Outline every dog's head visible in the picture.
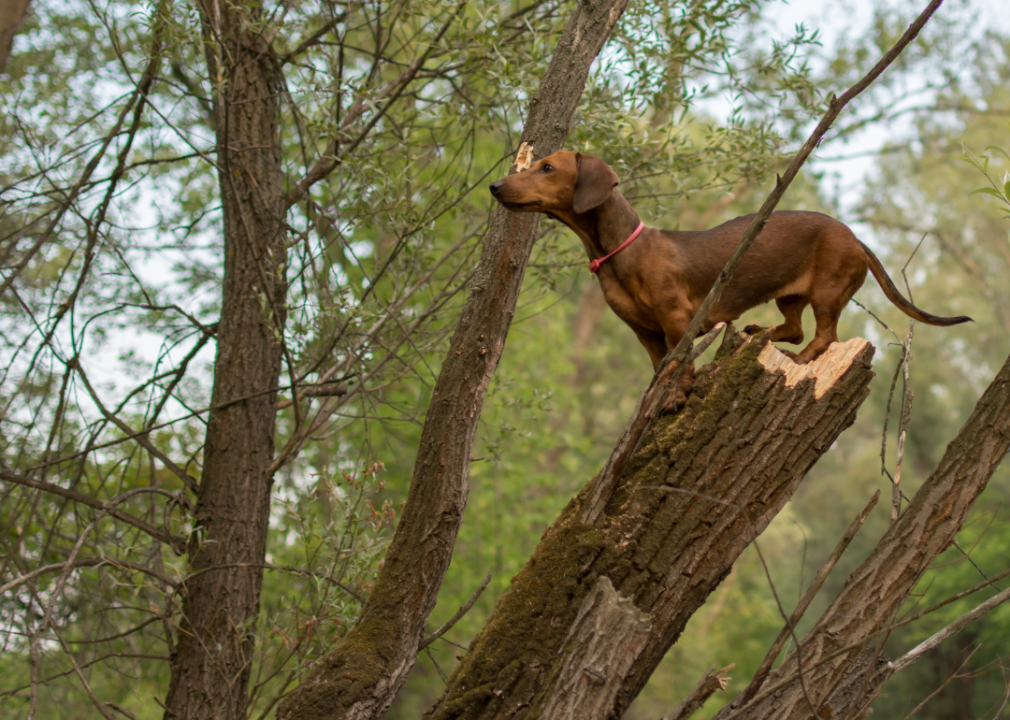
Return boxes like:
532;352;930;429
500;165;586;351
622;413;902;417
488;150;618;215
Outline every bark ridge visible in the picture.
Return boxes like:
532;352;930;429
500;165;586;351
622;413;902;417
424;332;875;720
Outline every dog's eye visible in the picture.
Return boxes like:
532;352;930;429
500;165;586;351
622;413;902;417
541;163;553;173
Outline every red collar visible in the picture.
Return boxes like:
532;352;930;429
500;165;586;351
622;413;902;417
589;221;645;274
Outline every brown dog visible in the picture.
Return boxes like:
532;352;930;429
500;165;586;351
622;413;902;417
489;150;971;409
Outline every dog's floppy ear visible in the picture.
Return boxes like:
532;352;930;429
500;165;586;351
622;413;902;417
573;153;618;214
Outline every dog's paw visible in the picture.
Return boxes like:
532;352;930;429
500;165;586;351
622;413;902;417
779;349;799;361
661;387;689;415
742;324;765;336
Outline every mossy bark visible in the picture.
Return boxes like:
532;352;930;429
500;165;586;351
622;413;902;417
276;2;630;719
715;343;1010;720
422;333;875;720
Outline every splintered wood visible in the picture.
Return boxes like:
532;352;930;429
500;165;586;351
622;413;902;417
512;142;534;172
758;337;871;399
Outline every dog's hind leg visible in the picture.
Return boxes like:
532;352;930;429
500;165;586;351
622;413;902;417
769;295;808;345
792;280;861;364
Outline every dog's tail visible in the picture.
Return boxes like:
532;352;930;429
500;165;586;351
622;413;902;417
860;241;973;326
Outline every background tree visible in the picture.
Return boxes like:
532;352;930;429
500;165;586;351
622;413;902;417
3;0;1010;719
0;0;820;717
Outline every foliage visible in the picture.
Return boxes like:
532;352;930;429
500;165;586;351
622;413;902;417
1;0;1009;717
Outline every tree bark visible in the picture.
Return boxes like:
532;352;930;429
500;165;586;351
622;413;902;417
422;332;875;720
163;2;287;717
0;0;30;71
715;343;1010;720
276;2;629;719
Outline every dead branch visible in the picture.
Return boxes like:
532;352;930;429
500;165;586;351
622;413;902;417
663;664;735;720
739;492;880;705
419;571;492;650
890;582;1010;675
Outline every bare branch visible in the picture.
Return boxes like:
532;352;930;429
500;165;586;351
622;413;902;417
71;358;199;493
0;556;178;596
890;583;1010;674
891;324;914;522
419;571;492;650
663;664;735;720
281;14;345;63
739;491;880;704
0;470;185;550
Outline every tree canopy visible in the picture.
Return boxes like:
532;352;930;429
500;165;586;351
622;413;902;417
2;0;1009;718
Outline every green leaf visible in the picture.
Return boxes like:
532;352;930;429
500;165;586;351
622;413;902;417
969;187;1003;198
1005;180;1010;200
985;145;1010;165
983;155;990;173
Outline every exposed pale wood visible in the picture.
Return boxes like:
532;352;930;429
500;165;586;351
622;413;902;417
513;142;535;172
539;577;652;720
758;338;871;399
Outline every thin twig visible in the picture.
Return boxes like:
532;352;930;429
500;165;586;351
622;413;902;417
892;324;914;522
663;664;735;720
738;492;880;704
889;584;1010;674
281;14;346;63
419;571;492;650
0;470;185;549
0;555;178;596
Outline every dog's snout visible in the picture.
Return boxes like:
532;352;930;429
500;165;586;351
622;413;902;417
489;180;504;195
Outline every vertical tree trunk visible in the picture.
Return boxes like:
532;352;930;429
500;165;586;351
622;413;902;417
164;2;287;716
0;0;30;71
276;2;629;719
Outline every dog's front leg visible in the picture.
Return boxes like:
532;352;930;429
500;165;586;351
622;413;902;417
659;310;694;414
658;358;694;414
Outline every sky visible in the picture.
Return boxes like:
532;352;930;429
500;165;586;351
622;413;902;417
764;0;1008;214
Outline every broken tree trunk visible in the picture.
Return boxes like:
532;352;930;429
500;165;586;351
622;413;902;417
422;331;875;720
714;342;1010;720
276;2;629;719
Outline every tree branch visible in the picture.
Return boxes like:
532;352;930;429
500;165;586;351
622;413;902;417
663;664;735;720
0;470;185;550
276;2;631;718
281;14;345;64
419;571;491;650
0;556;179;596
738;491;880;705
889;582;1010;674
